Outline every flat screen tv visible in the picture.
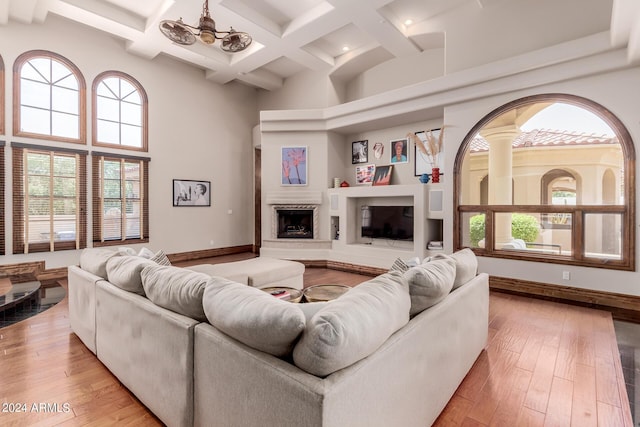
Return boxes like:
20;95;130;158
361;205;414;241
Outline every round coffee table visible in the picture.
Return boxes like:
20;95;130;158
303;284;350;302
0;281;42;314
261;286;303;303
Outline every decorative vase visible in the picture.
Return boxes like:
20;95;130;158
419;173;430;184
431;167;440;183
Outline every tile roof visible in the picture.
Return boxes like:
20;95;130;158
469;129;619;153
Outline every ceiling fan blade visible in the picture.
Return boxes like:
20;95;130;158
221;30;252;53
159;20;197;45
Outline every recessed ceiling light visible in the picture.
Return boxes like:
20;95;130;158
404;19;413;26
342;46;350;52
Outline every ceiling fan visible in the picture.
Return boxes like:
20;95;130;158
159;0;252;53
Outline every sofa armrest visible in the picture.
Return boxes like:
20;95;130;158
67;265;102;354
96;281;199;427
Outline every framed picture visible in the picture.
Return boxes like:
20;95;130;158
281;146;307;186
414;128;443;176
352;140;368;164
390;138;409;164
372;165;393;186
355;164;375;185
173;179;211;206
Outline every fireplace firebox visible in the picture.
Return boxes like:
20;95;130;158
277;209;314;239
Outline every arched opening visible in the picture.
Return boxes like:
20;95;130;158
454;93;635;270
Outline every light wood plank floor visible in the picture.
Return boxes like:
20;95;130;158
0;256;633;426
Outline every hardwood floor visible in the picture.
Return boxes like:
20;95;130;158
0;256;633;426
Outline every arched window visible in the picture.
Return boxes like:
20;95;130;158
455;94;635;270
92;71;148;151
13;50;86;143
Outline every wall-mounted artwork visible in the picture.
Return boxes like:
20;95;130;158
390;138;409;164
281;146;307;186
355;164;375;185
373;142;384;159
352;140;368;164
412;128;443;176
372;165;393;186
173;179;211;206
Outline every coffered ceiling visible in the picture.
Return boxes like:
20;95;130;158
1;0;637;91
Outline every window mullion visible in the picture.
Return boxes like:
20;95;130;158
75;153;80;250
140;161;145;240
23;150;29;254
573;210;584;261
100;157;105;243
120;158;126;241
49;153;55;252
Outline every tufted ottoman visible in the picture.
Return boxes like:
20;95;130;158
186;257;305;290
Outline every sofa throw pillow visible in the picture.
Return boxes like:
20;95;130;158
151;250;171;266
202;278;305;357
79;248;121;280
106;256;157;295
293;271;410;377
141;265;211;321
389;257;409;273
432;248;478;290
403;256;456;316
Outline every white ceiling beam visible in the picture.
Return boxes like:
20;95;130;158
610;0;638;47
233;68;283;91
628;19;640;64
218;0;282;37
58;0;145;30
9;0;39;24
610;0;640;63
47;0;143;40
352;10;419;57
0;0;9;25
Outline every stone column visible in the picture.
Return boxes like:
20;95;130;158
480;125;520;247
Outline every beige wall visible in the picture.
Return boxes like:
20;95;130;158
0;15;259;268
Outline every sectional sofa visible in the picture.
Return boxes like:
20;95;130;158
68;248;489;427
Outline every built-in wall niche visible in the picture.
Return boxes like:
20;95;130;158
354;196;414;249
331;216;340;240
426;219;444;251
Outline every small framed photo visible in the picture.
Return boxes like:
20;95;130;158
372;165;393;186
390;138;409;164
355;164;375;185
281;146;307;186
173;179;211;206
352;140;368;164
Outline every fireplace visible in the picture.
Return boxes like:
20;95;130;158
277;209;314;239
272;205;318;240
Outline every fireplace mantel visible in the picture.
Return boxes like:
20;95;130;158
266;191;322;205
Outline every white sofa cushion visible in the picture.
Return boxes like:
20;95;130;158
202;278;305;357
106;255;156;295
404;256;456;316
141;265;211;321
79;248;121;279
137;247;155;259
293;271;410;377
433;248;478;290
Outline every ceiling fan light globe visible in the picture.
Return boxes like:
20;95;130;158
200;30;216;44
